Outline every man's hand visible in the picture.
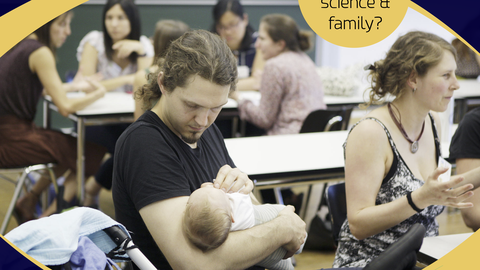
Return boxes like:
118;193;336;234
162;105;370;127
277;205;307;259
214;164;254;194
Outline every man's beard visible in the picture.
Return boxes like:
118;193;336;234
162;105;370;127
181;132;200;144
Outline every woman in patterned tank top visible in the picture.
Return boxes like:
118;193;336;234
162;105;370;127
332;31;480;268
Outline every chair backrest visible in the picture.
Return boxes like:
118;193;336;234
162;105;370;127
363;223;426;270
300;106;354;133
325;182;347;245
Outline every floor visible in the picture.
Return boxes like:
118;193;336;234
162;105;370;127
0;171;473;269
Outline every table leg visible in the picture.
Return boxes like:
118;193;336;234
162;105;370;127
43;98;51;129
232;116;238;138
273;187;285;205
77;118;85;204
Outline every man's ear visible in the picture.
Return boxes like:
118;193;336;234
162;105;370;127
157;71;166;95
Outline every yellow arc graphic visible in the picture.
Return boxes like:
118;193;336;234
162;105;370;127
0;0;87;58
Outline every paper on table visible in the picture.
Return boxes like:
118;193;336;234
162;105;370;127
437;156;452;182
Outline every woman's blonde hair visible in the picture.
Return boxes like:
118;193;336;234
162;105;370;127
364;31;456;107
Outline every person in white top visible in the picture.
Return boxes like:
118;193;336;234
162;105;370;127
76;0;153;208
183;182;306;270
76;0;154;93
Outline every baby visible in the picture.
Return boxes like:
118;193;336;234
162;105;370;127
183;182;305;270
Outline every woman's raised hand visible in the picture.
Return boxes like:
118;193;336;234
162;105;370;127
414;167;475;210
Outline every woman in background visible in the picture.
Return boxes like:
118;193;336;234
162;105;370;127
76;0;153;92
133;19;190;120
212;0;264;91
231;13;325;135
0;11;107;222
77;0;154;207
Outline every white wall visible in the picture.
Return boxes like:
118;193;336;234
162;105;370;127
317;8;456;69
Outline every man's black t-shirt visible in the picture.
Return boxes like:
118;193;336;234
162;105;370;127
113;110;235;269
450;107;480;161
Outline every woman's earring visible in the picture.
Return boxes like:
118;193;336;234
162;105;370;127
412;87;416;93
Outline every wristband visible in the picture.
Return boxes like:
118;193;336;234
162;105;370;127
406;191;424;213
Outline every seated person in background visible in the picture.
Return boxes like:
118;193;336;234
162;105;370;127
113;29;306;270
133;19;190;120
77;0;154;207
212;0;264;91
0;11;107;222
333;31;480;268
449;107;480;231
184;182;306;270
451;38;480;79
230;13;326;135
77;0;153;92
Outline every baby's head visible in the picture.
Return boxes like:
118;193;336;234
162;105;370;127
183;182;234;252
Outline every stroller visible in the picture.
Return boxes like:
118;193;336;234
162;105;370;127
2;207;156;270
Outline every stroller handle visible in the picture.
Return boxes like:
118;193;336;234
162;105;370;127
104;225;129;246
103;225;158;270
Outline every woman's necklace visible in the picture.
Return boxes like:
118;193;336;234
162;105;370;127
387;102;425;154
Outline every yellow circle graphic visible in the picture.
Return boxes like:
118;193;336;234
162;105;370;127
299;0;409;48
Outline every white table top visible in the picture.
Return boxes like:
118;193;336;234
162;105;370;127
419;232;473;264
225;90;370;108
225;131;348;178
64;92;135;116
65;79;480;114
225;131;451;179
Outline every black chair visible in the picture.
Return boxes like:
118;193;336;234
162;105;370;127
325;182;347;245
300;106;354;133
321;223;426;270
363;223;426;270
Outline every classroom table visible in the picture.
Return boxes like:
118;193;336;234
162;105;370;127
225;131;349;219
224;131;348;185
417;232;473;265
44;92;135;202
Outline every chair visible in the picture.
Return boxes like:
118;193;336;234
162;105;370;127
325;182;347;245
300;106;354;133
363;223;426;270
0;163;58;234
322;223;426;270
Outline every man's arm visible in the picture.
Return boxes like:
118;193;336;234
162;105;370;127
458;158;480;231
140;196;305;270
